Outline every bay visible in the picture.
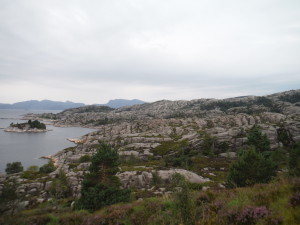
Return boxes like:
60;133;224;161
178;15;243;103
0;109;94;172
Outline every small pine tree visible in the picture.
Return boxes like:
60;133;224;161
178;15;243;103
247;125;270;152
75;143;131;211
171;173;195;225
227;147;277;187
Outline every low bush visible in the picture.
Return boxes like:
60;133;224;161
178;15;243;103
39;161;56;174
20;166;40;179
151;139;189;156
79;154;91;163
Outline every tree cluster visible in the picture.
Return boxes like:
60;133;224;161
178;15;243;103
5;162;23;174
28;120;46;129
10;120;46;130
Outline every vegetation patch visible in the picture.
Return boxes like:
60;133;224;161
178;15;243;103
9;120;46;130
279;92;300;103
2;177;300;225
151;139;189;156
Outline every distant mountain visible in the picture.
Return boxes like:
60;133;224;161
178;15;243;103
102;99;145;108
0;100;85;110
0;99;146;110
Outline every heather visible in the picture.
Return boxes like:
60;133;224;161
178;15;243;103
1;177;300;225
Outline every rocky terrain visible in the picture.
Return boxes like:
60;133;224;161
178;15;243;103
27;89;300;126
1;89;300;207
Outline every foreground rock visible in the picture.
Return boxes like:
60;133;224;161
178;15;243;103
117;169;210;189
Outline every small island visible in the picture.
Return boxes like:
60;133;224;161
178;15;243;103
4;120;48;133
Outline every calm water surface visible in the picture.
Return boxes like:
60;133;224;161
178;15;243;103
0;109;94;172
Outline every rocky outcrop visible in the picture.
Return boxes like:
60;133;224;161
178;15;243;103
116;169;210;189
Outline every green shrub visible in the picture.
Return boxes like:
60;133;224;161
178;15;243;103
5;162;23;174
75;143;131;211
227;147;277;187
79;154;91;163
151;139;189;156
39;160;56;174
20;165;40;179
187;182;205;190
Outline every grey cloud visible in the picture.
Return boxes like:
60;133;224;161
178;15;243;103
0;0;299;103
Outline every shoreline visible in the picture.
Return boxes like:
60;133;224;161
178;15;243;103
40;155;59;167
4;127;50;133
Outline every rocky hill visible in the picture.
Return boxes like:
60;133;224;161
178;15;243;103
30;89;300;127
1;89;300;215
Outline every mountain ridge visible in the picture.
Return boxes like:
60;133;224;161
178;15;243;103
0;100;85;110
0;99;145;110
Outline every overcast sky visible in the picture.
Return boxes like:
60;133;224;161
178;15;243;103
0;0;300;104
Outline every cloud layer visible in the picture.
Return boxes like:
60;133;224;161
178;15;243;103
0;0;300;104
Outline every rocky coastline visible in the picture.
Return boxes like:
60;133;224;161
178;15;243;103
4;127;49;133
0;89;299;211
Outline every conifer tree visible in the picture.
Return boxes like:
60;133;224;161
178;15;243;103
227;147;277;187
247;125;270;152
75;143;131;211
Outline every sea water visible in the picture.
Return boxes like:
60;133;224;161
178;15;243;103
0;109;94;172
